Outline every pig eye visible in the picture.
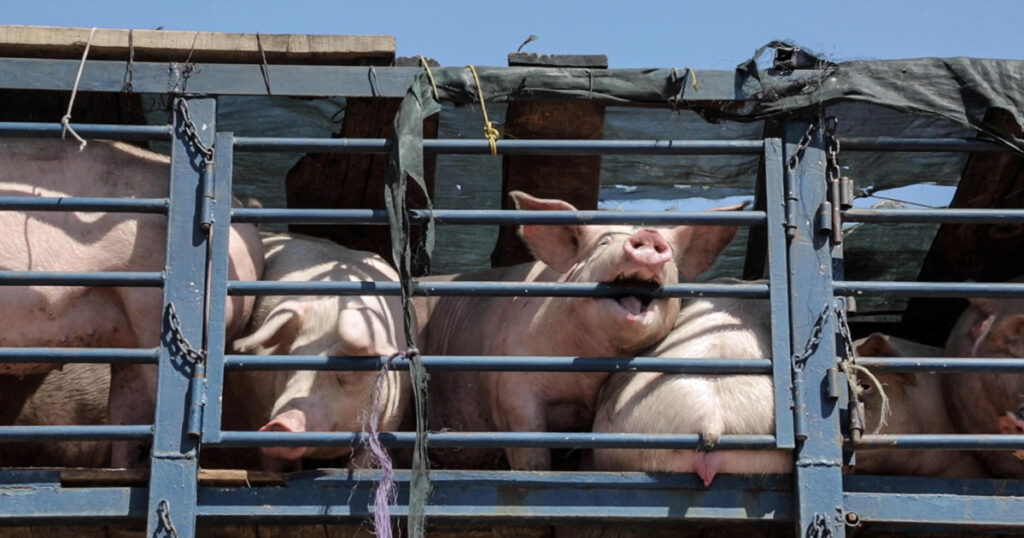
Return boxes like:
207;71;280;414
597;236;612;246
858;382;874;396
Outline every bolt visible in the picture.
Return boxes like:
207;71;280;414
844;511;861;526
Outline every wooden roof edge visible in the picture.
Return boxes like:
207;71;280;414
0;25;396;65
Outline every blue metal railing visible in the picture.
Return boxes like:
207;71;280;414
0;69;1023;537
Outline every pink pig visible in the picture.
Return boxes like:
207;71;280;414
416;191;740;470
944;293;1024;477
591;291;789;486
0;138;264;468
225;233;409;470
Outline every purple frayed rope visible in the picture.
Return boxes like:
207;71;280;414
362;349;406;538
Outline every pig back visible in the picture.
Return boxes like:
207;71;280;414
592;290;789;477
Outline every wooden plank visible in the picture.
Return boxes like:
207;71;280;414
285;97;438;275
56;467;286;487
490;55;606;268
0;25;395;65
508;52;608;68
898;109;1024;345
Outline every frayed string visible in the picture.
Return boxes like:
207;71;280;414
362;350;404;538
845;363;891;434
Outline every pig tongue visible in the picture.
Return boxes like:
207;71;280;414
617;296;644;315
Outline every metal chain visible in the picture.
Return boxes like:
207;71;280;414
166;302;207;364
174;98;215;165
834;302;856;361
824;116;841;183
155;499;180;538
787;119;819;171
792;303;831;370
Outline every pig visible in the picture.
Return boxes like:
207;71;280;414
943;295;1024;477
224;232;410;470
849;333;987;478
415;191;740;470
0;138;264;467
590;291;790;486
0;363;111;467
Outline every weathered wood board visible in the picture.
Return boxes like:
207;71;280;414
0;26;395;65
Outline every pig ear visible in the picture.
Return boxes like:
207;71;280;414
510;190;590;273
855;333;899;358
334;307;399;357
669;203;743;281
232;301;309;353
853;334;917;386
986;314;1024;357
665;220;737;283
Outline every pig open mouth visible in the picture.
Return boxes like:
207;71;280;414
606;270;662;321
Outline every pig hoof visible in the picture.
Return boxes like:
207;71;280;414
999;412;1024;460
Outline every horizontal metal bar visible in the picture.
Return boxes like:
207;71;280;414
855;434;1024;450
233;136;764;155
0;196;168;213
0;270;164;287
844;489;1024;529
225;355;772;374
227;280;771;299
0;472;793;523
0;425;152;442
197;471;793;523
844;208;1024;224
0;121;172;140
853;357;1024;373
215;431;778;450
0;58;822;101
232;207;765;226
835;281;1024;298
840;136;1018;152
0;347;159;364
0;483;142;523
2;472;1022;527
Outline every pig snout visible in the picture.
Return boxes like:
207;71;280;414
623;230;672;276
258;408;309;460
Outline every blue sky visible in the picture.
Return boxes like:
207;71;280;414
6;0;1022;68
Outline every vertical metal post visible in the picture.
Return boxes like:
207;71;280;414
765;138;795;450
202;131;235;443
146;97;216;538
784;120;846;538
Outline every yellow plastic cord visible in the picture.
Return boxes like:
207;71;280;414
418;55;440;101
687;67;700;92
468;65;500;156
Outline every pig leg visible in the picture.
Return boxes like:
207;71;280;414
495;395;551;470
997;411;1024;460
109;289;161;468
108;363;158;467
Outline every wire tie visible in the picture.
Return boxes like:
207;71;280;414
256;32;274;96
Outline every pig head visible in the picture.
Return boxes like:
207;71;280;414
226;233;410;470
418;191;740;471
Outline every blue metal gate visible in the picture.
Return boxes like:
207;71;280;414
0;52;1023;538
